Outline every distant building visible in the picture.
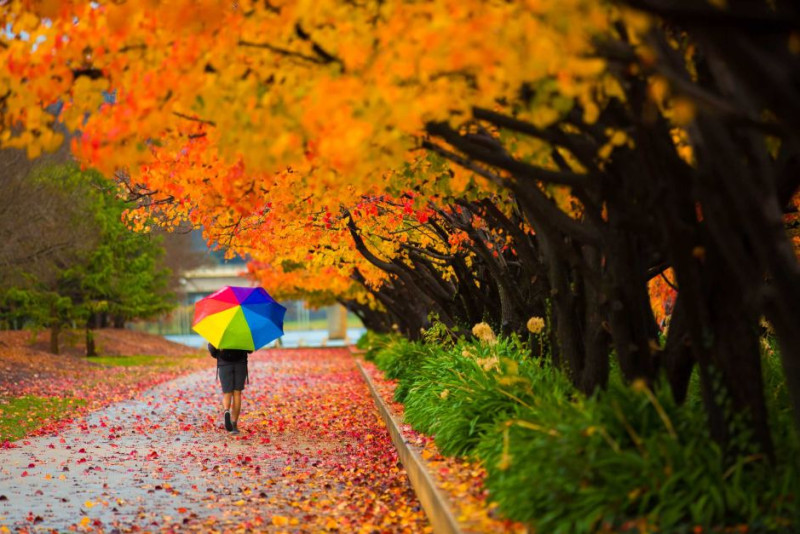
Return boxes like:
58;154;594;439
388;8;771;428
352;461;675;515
177;231;251;303
176;230;355;341
180;265;254;304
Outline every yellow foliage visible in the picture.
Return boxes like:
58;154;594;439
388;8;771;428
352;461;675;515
0;0;639;299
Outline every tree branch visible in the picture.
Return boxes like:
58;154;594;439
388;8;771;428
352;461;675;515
343;210;402;274
426;121;591;189
472;106;598;170
623;0;800;31
72;68;104;80
421;139;506;188
424;125;601;245
172;111;217;127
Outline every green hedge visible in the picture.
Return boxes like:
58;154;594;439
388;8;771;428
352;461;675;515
363;330;800;533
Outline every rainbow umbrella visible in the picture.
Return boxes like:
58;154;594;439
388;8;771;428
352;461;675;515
192;286;286;350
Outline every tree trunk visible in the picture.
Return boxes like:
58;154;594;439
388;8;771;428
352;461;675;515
662;295;696;404
580;246;611;392
86;326;97;357
49;322;60;355
539;230;588;388
679;250;776;458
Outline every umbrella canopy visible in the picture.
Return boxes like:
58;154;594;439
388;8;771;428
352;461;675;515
192;286;286;350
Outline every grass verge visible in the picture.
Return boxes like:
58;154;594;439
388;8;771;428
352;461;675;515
0;395;87;442
89;354;182;367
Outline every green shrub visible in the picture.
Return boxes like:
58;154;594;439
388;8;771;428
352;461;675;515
364;325;800;531
355;330;373;350
403;336;572;456
476;365;800;532
372;336;436;402
357;331;398;361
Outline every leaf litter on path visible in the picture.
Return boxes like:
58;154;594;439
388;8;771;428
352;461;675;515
0;348;430;533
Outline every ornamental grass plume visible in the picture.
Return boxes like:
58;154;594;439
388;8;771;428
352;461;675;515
526;316;545;334
472;322;497;344
760;317;774;335
476;356;500;372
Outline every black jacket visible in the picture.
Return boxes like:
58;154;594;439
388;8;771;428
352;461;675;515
208;343;250;366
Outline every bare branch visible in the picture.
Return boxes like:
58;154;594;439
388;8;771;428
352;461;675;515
426;121;591;189
172;111;217;127
239;39;335;65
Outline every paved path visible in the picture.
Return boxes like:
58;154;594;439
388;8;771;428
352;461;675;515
0;349;428;533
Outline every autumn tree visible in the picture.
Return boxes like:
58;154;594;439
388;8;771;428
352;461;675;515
2;0;799;455
412;1;800;454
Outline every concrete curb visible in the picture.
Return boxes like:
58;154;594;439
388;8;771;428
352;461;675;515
354;358;464;534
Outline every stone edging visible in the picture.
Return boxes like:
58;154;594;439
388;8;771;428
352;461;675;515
354;357;464;534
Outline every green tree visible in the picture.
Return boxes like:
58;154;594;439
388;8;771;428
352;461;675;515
0;164;175;355
61;168;175;356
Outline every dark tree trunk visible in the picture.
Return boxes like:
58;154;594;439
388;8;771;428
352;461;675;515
439;203;526;334
580;245;611;392
49;322;60;355
85;326;97;357
662;295;696;404
707;275;772;458
350;269;429;339
621;0;800;449
341;299;392;334
538;229;588;388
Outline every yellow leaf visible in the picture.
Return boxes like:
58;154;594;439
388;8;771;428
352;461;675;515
13;12;41;34
671;97;696;126
271;515;289;526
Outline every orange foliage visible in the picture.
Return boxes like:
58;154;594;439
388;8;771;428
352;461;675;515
0;2;653;301
648;268;677;330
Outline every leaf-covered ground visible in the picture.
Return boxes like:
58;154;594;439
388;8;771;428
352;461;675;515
0;343;429;532
0;329;207;442
358;358;527;534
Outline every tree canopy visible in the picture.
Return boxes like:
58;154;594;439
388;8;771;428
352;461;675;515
2;0;800;454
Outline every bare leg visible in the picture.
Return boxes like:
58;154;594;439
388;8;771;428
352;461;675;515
231;390;242;423
223;392;232;412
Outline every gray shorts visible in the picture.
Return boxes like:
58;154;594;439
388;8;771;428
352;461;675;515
218;362;248;393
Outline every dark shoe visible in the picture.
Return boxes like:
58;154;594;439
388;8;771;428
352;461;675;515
230;421;240;435
224;411;233;432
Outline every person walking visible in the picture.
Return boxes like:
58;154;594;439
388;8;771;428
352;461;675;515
208;343;251;435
